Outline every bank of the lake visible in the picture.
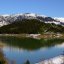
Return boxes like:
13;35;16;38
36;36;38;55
36;55;64;64
0;33;63;39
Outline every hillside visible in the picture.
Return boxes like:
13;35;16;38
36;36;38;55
0;13;64;27
0;19;64;34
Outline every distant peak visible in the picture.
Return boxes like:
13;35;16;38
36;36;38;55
23;13;37;17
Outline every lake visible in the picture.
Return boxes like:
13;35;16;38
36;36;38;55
0;36;64;64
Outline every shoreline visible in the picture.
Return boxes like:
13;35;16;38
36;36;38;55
36;55;64;64
0;33;63;39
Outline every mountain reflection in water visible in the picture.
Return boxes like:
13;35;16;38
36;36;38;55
0;36;64;50
0;36;64;64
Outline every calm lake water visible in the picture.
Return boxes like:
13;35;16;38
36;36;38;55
0;36;64;64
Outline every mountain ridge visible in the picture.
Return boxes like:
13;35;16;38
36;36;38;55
0;13;64;34
0;13;64;27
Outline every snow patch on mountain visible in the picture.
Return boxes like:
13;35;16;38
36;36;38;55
55;17;64;22
2;14;10;17
0;13;63;27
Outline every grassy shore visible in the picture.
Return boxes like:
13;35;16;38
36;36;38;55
0;33;63;39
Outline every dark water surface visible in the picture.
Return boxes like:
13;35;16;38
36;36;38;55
0;36;64;64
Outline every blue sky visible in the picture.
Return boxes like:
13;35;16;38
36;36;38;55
0;0;64;17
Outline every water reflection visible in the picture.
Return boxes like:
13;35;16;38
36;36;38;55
0;36;64;64
2;45;64;64
0;36;64;50
55;43;64;48
25;60;30;64
0;36;43;50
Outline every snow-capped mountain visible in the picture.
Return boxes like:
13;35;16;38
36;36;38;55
54;18;64;25
0;13;64;27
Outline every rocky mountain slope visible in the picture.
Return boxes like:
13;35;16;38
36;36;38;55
0;13;64;27
0;13;64;34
